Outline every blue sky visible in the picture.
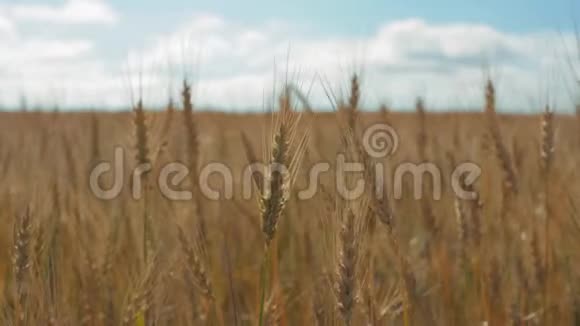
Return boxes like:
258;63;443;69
0;0;578;111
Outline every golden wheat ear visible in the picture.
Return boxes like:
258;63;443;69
345;73;360;133
484;79;518;195
133;99;150;167
540;106;554;174
260;91;310;246
181;79;199;180
121;252;160;326
176;225;213;301
285;85;314;183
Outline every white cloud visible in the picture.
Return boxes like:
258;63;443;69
0;13;15;36
0;14;577;111
0;40;93;66
129;15;576;111
0;29;113;108
8;0;118;25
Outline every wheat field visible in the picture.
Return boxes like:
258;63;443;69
1;77;580;325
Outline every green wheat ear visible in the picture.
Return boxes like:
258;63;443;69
135;312;146;326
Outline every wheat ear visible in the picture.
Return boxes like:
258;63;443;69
133;99;154;265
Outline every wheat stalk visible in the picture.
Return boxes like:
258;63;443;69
133;99;154;265
181;79;210;256
540;105;555;324
335;208;358;326
12;208;32;326
258;90;310;326
415;98;438;238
